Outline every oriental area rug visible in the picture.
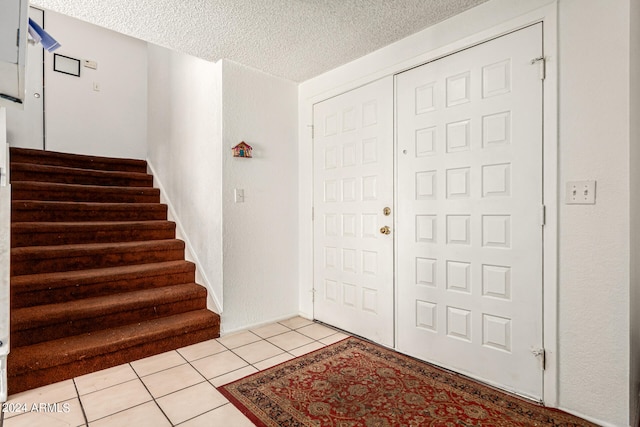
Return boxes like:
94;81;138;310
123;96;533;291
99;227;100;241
219;337;597;427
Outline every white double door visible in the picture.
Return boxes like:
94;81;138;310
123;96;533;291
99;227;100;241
313;23;544;400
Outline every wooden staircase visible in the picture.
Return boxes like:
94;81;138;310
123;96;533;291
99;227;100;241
7;147;220;395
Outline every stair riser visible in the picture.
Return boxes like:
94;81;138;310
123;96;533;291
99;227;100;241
11;269;196;309
7;325;218;395
12;295;208;347
10;147;147;173
11;224;176;247
12;203;167;222
11;167;153;187
11;246;185;276
12;186;160;204
10;147;149;173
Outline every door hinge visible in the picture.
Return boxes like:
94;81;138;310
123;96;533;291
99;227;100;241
540;204;546;227
530;56;546;80
309;124;314;139
311;288;317;302
532;348;546;370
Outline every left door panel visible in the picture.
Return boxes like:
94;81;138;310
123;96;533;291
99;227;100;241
313;76;394;347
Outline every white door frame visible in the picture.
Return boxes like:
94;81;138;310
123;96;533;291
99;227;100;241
300;2;558;406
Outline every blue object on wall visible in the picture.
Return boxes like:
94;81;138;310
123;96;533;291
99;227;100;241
28;18;60;52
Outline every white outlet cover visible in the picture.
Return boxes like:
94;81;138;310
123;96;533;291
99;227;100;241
566;180;596;204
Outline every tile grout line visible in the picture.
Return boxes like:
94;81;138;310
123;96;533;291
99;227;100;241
128;361;175;427
225;321;338;367
145;349;230;425
72;378;89;427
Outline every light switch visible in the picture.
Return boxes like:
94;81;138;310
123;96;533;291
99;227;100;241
234;189;244;203
566;180;596;204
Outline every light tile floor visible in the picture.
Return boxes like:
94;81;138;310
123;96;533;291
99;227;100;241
0;317;349;427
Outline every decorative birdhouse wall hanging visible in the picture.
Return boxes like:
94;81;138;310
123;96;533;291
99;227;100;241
232;141;253;158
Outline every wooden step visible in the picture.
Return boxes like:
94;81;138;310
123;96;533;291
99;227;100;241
11;261;197;309
12;200;167;222
7;310;220;395
11;162;153;187
9;147;149;173
11;181;160;204
11;220;176;247
11;284;208;347
11;239;185;276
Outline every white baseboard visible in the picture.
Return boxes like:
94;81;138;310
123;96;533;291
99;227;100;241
559;406;625;427
220;312;303;336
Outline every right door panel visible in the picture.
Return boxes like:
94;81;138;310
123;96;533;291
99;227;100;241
396;23;544;400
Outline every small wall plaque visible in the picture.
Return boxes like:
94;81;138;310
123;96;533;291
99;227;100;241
232;141;253;158
53;54;81;77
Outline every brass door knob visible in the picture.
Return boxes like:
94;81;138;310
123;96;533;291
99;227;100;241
380;226;391;235
383;207;391;216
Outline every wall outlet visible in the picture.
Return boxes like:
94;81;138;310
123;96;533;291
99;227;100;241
566;180;596;204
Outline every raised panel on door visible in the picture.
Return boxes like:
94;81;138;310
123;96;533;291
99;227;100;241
313;76;394;347
396;24;544;400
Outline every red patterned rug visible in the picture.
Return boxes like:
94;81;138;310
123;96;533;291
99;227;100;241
219;337;597;427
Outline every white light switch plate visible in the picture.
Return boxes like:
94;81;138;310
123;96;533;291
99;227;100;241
566;180;596;204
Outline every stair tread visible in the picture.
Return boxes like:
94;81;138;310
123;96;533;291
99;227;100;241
11;260;195;288
12;239;184;257
11;162;152;181
9;147;148;173
10;261;197;309
11;239;186;276
12;200;168;223
12;181;159;195
11;283;206;330
11;180;157;191
13;200;166;209
12;220;175;231
8;310;220;374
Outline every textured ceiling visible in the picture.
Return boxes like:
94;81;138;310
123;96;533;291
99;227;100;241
31;0;488;82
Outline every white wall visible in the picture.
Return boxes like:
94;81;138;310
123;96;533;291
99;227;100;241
221;60;299;333
298;0;633;425
146;53;299;333
629;0;640;423
44;10;147;159
146;45;223;312
557;1;630;424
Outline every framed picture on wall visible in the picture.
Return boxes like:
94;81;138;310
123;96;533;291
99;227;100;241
53;54;80;77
